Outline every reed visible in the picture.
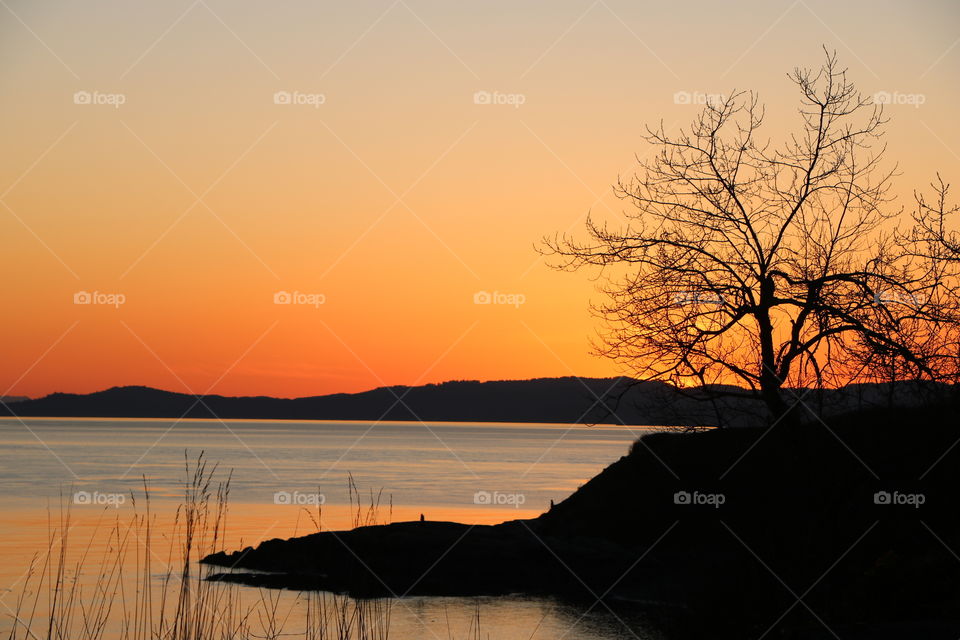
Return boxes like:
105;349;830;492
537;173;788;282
4;453;505;640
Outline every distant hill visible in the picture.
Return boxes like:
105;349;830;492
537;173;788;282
0;396;29;404
2;377;950;427
5;378;658;425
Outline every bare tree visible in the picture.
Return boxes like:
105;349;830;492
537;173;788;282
543;50;951;424
909;176;960;261
890;177;960;385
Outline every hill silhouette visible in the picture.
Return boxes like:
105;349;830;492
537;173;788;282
3;377;948;427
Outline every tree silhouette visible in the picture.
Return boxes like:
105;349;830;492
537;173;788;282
543;50;956;423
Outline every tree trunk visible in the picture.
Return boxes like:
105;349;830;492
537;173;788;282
757;274;795;426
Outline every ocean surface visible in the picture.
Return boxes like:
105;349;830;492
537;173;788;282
0;418;667;639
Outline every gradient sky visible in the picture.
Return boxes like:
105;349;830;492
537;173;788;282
1;0;958;398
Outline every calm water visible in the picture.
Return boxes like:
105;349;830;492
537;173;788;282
0;418;664;639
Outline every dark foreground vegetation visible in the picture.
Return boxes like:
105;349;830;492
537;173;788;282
205;401;960;639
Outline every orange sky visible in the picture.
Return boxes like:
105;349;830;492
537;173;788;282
2;0;958;399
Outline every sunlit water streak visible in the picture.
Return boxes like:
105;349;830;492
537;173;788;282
0;418;664;639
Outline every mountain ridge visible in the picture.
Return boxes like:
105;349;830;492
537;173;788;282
3;377;947;427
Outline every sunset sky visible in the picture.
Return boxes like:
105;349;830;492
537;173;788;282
2;0;958;399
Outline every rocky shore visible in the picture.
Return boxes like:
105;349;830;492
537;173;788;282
204;404;960;638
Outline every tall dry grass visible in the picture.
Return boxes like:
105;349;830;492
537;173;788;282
4;453;521;640
4;453;400;640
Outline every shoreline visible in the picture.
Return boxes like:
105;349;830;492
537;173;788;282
203;403;960;638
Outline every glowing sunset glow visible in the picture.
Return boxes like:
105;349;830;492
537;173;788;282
3;5;960;639
2;0;958;398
